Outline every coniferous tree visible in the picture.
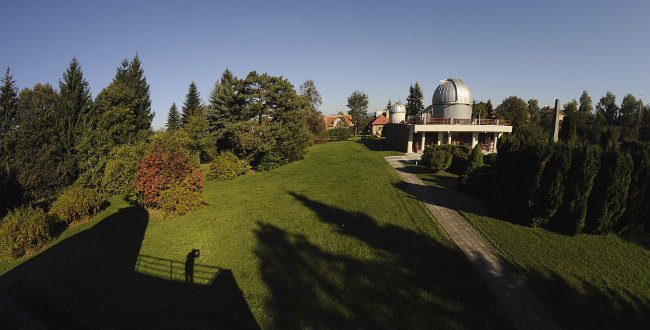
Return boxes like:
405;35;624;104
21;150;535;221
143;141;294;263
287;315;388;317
0;68;19;171
14;84;67;200
56;58;92;184
166;103;181;130
208;69;239;132
76;80;137;188
182;82;202;124
586;149;633;234
118;54;153;132
406;82;424;117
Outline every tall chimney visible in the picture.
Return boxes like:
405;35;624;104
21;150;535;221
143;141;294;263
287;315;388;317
551;99;560;143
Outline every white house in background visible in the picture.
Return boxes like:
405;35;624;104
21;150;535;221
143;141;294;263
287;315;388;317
384;78;513;153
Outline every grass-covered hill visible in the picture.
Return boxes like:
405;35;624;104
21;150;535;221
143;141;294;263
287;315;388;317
0;141;511;329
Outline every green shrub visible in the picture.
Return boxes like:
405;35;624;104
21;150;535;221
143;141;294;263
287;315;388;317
459;166;496;198
207;151;250;180
328;127;352;141
257;152;284;171
483;153;498;167
50;185;104;224
617;141;650;234
436;145;470;174
586;149;633;234
555;145;600;235
466;144;484;173
0;206;53;260
158;179;206;215
532;144;573;227
101;143;146;195
421;146;453;173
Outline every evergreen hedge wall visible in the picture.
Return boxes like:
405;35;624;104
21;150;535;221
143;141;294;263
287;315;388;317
489;137;650;236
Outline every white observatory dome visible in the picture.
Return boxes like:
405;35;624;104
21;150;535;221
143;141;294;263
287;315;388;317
390;102;406;124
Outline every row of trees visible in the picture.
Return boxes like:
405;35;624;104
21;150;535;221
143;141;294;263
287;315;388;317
1;57;327;218
492;137;648;235
164;71;327;167
490;91;650;144
0;56;153;214
453;90;650;236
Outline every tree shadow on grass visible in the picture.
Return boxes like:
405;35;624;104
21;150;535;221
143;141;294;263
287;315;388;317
516;266;650;329
254;192;514;329
357;138;387;151
392;174;493;218
390;172;650;328
0;206;258;329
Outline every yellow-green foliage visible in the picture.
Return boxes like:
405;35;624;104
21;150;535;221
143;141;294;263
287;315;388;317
207;151;249;181
0;205;53;260
158;179;206;215
102;143;145;195
50;186;104;224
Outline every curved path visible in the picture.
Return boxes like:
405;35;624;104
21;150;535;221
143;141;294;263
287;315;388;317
385;155;559;330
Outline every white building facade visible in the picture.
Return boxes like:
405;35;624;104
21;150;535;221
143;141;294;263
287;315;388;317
384;78;512;153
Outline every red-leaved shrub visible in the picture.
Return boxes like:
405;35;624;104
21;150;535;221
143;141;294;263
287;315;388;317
134;144;203;207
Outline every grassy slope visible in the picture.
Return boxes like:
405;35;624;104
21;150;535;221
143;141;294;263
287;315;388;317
417;170;650;329
0;141;511;329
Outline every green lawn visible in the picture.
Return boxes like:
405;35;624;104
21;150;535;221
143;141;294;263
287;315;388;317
0;140;511;329
417;170;650;329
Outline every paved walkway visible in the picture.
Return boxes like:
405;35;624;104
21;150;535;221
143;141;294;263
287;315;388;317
385;155;559;330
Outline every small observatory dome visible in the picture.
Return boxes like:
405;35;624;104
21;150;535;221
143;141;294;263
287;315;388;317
431;78;473;119
390;102;406;124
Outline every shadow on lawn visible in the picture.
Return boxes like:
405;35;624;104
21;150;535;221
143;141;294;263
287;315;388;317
357;138;387;151
392;171;650;328
0;206;258;329
517;266;650;329
392;170;492;217
253;192;513;329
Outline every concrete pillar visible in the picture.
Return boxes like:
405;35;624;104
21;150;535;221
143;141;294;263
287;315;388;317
406;126;414;153
437;131;443;145
447;132;452;145
421;133;426;151
471;132;478;148
494;132;499;153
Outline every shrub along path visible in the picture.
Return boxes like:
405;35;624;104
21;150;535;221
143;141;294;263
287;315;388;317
385;155;558;330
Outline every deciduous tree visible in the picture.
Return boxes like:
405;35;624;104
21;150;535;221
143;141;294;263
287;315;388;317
346;90;368;136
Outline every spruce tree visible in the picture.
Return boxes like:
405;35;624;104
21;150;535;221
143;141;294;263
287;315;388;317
166;103;181;130
56;58;92;184
208;69;238;132
114;54;153;132
0;68;19;171
406;82;424;117
182;82;202;125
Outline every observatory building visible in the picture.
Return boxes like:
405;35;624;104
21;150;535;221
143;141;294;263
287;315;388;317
383;78;512;153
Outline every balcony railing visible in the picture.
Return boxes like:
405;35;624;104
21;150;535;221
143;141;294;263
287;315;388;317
408;117;511;126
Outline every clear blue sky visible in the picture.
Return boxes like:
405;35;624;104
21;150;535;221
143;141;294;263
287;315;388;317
2;0;649;128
